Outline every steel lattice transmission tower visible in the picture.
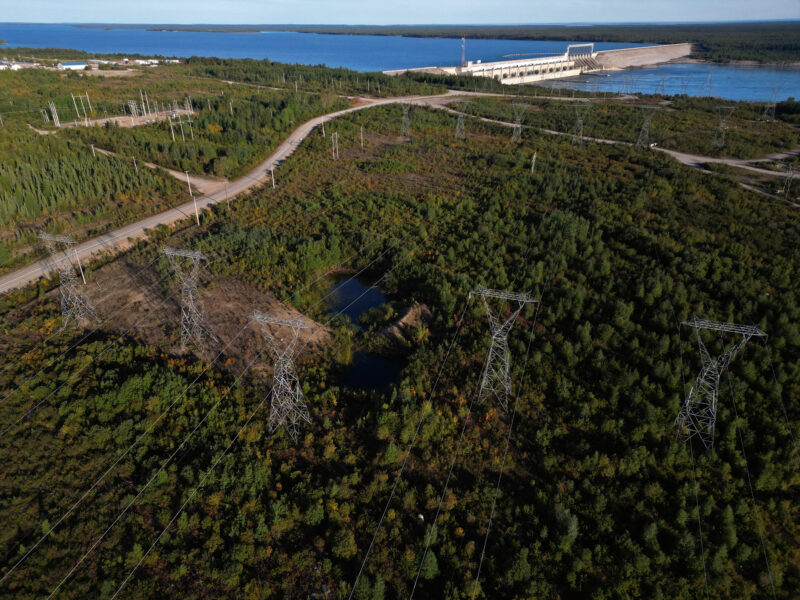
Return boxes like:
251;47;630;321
675;317;766;449
712;106;735;148
762;83;781;121
470;286;538;412
511;102;526;143
454;112;466;140
572;105;589;145
331;131;340;159
47;102;61;128
782;167;794;197
39;233;97;329
163;247;217;351
636;106;658;150
252;312;311;441
400;105;411;137
654;77;667;96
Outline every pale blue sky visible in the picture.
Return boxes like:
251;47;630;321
1;0;798;24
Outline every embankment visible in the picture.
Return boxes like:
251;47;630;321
595;43;695;69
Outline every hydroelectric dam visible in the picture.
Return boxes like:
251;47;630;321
384;42;694;85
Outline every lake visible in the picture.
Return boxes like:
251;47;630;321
1;24;798;101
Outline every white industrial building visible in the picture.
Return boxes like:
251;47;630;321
58;61;88;71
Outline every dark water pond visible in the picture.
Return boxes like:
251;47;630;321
344;351;402;390
327;277;387;326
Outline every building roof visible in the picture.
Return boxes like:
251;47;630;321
59;61;87;66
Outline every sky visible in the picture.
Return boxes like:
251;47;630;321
1;0;798;25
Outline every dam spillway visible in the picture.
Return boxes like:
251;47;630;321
383;42;694;85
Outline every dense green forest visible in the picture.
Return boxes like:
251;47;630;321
61;90;349;179
0;121;186;275
75;21;800;63
0;62;442;272
0;98;796;599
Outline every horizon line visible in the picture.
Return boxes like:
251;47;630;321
2;19;800;26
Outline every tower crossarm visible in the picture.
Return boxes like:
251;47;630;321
470;285;537;304
163;247;206;261
252;312;311;330
682;316;766;338
38;233;75;246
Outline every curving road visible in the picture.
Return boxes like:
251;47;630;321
3;89;794;295
0;93;448;295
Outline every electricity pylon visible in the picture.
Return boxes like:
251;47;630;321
654;77;666;96
511;102;526;143
47;102;61;128
401;105;411;137
782;167;794;197
675;317;766;449
572;105;589;145
331;131;340;159
701;71;714;97
636;106;658;150
455;112;466;140
128;100;139;118
679;77;690;96
762;83;781;121
39;233;97;329
252;312;311;441
163;247;217;352
712;106;735;148
470;286;538;412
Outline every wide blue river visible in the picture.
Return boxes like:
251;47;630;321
1;24;798;101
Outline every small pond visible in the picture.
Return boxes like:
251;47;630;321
344;351;402;390
327;277;387;327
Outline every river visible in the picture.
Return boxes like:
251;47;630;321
1;24;798;101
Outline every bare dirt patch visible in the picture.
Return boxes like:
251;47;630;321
89;262;332;376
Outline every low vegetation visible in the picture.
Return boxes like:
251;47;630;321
0;99;797;599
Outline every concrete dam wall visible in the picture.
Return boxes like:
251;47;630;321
594;43;695;70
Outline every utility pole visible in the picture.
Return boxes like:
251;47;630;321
168;116;175;141
712;106;735;149
271;168;276;189
133;157;138;173
187;119;195;141
185;171;200;225
39;233;97;329
401;105;411;137
360;125;364;149
636;106;658;150
676;317;766;448
140;90;147;116
530;151;537;174
163;247;217;352
331;132;340;160
178;115;186;143
252;312;312;441
85;92;93;113
321;121;326;138
469;285;538;412
71;93;80;118
91;144;96;158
